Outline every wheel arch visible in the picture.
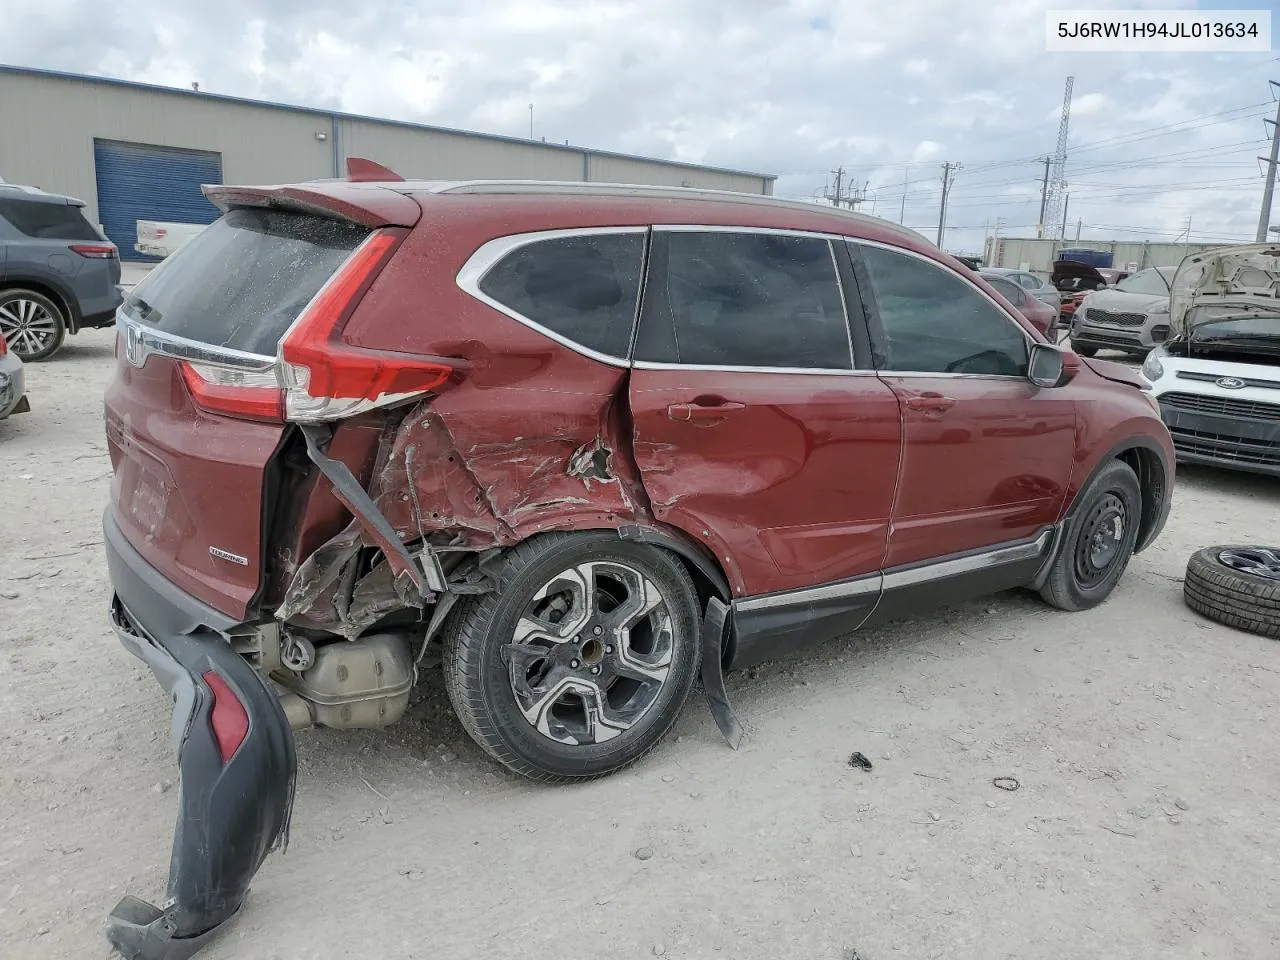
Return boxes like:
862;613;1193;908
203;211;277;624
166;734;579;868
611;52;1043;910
1064;435;1172;556
0;276;80;332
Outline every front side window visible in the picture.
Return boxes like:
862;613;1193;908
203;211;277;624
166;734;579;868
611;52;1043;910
636;231;851;369
857;243;1029;377
478;232;644;358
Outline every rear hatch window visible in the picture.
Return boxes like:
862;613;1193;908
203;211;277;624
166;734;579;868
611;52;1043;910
0;198;103;240
123;208;369;356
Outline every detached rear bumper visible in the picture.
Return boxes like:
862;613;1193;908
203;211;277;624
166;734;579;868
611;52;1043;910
103;511;296;960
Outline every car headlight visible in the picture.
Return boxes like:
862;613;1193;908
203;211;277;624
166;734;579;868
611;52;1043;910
1141;348;1165;382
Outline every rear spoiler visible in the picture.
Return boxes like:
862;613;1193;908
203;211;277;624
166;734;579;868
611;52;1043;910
202;182;420;228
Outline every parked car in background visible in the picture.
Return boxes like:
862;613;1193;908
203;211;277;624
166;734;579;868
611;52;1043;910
1069;266;1176;358
1058;265;1132;323
0;183;123;361
981;271;1058;336
0;329;29;420
1143;244;1280;476
102;166;1175;957
982;266;1061;310
135;219;207;259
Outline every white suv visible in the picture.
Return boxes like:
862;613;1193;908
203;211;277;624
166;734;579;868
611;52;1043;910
1142;244;1280;476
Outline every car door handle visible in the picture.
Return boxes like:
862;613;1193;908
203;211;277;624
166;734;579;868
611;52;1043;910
905;393;956;412
667;401;746;422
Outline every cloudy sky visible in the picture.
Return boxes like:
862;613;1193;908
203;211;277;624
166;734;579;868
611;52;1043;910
3;0;1278;253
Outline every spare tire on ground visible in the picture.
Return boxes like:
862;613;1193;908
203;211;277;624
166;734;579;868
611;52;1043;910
1183;546;1280;639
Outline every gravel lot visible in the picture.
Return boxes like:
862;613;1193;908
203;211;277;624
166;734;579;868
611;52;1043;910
3;327;1279;960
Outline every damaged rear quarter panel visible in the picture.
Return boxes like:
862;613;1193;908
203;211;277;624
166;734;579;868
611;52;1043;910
340;197;655;546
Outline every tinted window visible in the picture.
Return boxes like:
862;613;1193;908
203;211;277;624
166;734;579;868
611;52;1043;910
637;231;850;369
1115;268;1171;296
0;198;102;241
478;232;644;358
123;208;367;355
858;243;1029;377
985;275;1025;307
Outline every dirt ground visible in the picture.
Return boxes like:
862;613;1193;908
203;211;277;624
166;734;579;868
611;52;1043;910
2;327;1279;960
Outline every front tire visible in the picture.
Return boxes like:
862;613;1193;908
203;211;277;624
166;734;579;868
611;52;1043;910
0;289;67;361
443;533;701;782
1040;459;1141;612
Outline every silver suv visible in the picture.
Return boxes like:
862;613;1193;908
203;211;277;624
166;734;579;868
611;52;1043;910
0;184;123;361
1068;266;1175;358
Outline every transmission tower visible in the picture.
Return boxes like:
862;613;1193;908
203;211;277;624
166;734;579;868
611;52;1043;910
1044;76;1074;239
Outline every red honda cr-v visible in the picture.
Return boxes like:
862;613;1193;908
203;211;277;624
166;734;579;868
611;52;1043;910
101;161;1173;956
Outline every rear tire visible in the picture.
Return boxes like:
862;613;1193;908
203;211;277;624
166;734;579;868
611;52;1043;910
1183;547;1280;639
1039;459;1141;612
0;288;67;362
443;532;701;782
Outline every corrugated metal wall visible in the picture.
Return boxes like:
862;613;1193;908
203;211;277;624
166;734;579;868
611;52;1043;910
0;69;774;226
986;237;1238;272
0;72;332;225
341;119;583;181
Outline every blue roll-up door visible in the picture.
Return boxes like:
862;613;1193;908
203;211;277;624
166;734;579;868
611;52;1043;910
93;139;223;261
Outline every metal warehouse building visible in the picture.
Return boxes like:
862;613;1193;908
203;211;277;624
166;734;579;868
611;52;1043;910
985;236;1236;273
0;65;775;260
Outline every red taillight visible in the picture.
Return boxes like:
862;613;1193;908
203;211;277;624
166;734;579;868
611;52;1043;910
279;229;459;422
0;335;7;357
70;243;117;259
180;361;285;422
202;671;249;764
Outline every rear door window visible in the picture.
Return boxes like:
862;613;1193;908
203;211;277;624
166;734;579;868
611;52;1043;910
123;208;368;355
634;230;852;369
477;232;644;358
0;198;102;240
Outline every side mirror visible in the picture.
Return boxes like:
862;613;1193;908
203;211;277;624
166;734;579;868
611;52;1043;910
1028;343;1080;388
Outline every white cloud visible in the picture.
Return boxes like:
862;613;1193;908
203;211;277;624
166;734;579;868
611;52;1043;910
0;0;1270;253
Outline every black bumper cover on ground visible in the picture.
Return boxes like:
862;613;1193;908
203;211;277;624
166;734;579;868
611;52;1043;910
103;512;296;960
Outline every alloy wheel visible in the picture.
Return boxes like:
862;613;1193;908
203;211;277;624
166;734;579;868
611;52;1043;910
505;561;674;746
0;298;59;359
1217;547;1280;582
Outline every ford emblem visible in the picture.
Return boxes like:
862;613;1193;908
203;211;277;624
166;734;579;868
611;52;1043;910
1216;377;1246;390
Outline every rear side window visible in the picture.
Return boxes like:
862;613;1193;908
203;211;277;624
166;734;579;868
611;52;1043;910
0;198;102;241
123;208;367;355
477;232;644;358
857;243;1028;377
635;231;851;369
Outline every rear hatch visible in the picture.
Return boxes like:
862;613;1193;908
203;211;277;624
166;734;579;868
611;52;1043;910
104;187;424;620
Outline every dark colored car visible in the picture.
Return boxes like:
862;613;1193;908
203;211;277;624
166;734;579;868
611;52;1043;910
102;163;1174;958
981;271;1058;337
0;184;123;361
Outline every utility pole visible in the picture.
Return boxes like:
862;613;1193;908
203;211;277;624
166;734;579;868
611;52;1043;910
899;165;908;223
1075;218;1082;242
936;161;959;248
1037;157;1052;239
1059;192;1070;243
826;167;845;207
1256;82;1280;242
528;103;534;139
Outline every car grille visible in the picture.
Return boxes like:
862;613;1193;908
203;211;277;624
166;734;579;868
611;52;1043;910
1159;392;1280;422
1073;330;1142;348
1084;308;1146;327
1169;429;1280;468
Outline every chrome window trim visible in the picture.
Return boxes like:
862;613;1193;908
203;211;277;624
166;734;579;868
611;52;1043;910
846;237;1038;379
116;311;277;371
455;226;649;369
632;360;876;376
652;223;849;242
733;527;1054;613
